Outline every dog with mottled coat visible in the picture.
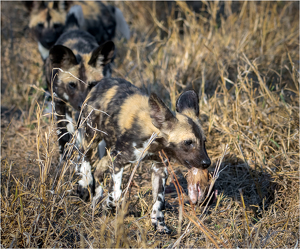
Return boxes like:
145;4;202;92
77;77;211;233
45;6;115;160
25;1;130;60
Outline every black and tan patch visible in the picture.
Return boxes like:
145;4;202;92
25;1;128;59
26;1;68;49
46;30;115;111
44;27;115;158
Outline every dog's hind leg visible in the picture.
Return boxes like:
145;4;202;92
92;155;111;205
77;159;95;201
151;163;170;234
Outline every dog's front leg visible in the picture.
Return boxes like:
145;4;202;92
77;127;100;202
92;155;111;204
112;164;124;204
105;140;136;207
105;151;125;207
151;163;170;234
77;158;95;201
54;100;72;161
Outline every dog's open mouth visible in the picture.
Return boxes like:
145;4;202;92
186;167;217;205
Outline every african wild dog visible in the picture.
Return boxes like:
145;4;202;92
78;78;211;233
45;8;115;160
25;1;130;60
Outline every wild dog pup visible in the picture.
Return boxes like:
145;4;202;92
79;78;211;233
45;9;115;160
25;1;130;60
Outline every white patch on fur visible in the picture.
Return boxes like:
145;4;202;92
151;200;162;220
65;113;74;134
78;161;93;188
63;93;69;101
162;177;166;188
96;55;104;68
192;167;198;175
115;7;130;40
130;139;152;163
98;139;106;159
112;168;124;202
151;193;168;232
38;42;49;60
151;164;159;173
92;185;104;206
164;167;168;178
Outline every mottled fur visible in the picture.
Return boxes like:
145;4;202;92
45;28;115;158
25;1;129;60
78;78;211;233
25;1;71;59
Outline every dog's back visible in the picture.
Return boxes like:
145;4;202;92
54;29;98;54
84;78;150;146
77;1;117;44
74;1;130;42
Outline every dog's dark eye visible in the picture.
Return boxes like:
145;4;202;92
53;23;62;29
37;23;44;29
184;140;193;146
68;82;77;89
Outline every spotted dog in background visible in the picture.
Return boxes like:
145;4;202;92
78;78;211;233
45;6;115;160
25;1;130;60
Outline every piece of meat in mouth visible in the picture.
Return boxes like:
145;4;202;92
186;167;218;206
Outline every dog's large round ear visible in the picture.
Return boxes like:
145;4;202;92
176;90;199;116
149;93;175;130
88;41;115;67
49;45;77;69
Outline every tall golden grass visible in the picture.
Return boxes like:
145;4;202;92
1;1;299;247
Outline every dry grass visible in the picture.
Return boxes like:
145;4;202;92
1;1;299;248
